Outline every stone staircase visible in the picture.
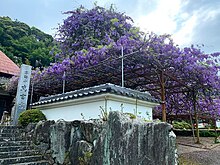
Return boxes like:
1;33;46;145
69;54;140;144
0;126;49;165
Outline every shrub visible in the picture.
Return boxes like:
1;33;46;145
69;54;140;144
18;109;46;127
199;130;219;137
174;129;220;137
173;121;192;129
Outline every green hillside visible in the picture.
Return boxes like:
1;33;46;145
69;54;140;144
0;16;58;68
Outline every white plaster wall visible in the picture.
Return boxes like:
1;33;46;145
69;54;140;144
36;93;158;121
40;100;105;121
107;100;153;120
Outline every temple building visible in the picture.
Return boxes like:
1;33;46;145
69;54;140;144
0;51;20;118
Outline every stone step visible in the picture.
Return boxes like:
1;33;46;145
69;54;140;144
0;128;24;134
0;150;41;159
0;127;49;165
0;141;31;147
0;132;23;137
0;126;22;129
10;160;49;165
0;136;27;142
0;155;44;165
0;145;34;152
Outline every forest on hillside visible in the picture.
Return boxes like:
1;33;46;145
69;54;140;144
0;16;59;68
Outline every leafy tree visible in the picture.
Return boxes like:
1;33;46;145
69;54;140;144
0;16;59;67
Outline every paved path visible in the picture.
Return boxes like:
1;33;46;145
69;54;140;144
177;136;220;165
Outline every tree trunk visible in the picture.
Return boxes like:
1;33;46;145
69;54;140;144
193;90;200;144
160;71;166;122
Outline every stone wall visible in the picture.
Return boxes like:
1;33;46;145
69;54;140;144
25;111;176;165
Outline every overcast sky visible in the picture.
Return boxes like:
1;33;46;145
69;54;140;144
0;0;220;53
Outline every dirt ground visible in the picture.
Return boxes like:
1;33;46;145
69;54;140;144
177;136;220;165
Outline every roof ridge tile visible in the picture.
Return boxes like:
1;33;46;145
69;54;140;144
32;83;159;106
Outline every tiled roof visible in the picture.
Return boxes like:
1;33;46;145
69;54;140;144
0;51;20;76
32;83;159;106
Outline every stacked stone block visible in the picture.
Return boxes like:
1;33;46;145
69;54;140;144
0;126;49;165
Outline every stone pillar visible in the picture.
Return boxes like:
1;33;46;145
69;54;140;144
12;64;31;125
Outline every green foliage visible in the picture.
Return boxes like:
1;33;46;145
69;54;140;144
100;106;108;121
18;109;46;126
199;130;219;137
173;121;192;129
79;151;93;165
0;16;59;67
174;129;220;137
110;18;119;24
124;112;136;120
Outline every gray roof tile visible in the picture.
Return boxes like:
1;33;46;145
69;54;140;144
31;83;159;106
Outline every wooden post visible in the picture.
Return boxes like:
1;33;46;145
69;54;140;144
189;108;195;142
160;71;166;122
193;89;200;144
214;118;218;143
29;82;34;110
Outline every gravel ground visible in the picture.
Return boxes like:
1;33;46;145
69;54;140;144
177;136;220;165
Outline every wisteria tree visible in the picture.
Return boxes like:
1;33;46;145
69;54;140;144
8;5;220;143
56;5;142;58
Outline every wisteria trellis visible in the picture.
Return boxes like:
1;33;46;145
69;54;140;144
7;6;220;123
